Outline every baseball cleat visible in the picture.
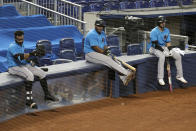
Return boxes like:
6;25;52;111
176;77;188;83
123;71;135;86
158;79;165;86
45;94;59;101
26;100;38;109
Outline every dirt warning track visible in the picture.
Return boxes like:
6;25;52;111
1;87;196;131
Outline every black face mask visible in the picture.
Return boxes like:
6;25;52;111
15;40;23;45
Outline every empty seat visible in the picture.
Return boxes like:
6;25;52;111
52;49;75;65
89;2;103;11
106;35;120;47
127;44;142;55
167;0;178;6
60;49;76;61
38;58;53;66
59;38;75;52
108;46;122;56
140;1;150;8
182;0;192;5
119;1;127;10
75;1;90;12
36;40;52;55
150;0;165;7
0;56;8;73
104;1;119;11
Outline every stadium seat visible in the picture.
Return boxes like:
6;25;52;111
135;1;140;9
52;49;76;64
182;0;193;5
75;1;90;12
127;1;136;9
59;49;76;61
36;40;54;66
37;40;52;54
167;0;178;6
89;2;103;12
120;1;136;10
119;1;127;10
0;56;8;73
104;1;119;11
59;38;75;52
127;44;142;55
108;46;122;56
106;35;120;47
150;0;165;7
140;1;150;8
106;35;122;56
38;58;53;66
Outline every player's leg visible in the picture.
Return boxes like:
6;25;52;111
149;47;165;85
26;65;57;101
86;52;129;75
8;66;37;109
171;52;187;83
85;52;134;86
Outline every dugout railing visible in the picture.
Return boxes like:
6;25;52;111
138;31;189;54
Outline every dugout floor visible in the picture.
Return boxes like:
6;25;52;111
1;87;196;131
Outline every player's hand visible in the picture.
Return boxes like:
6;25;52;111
163;47;171;57
29;50;37;56
103;48;111;56
24;53;30;59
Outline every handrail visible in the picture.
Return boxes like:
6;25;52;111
21;0;86;24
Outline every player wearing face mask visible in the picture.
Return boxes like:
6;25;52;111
7;31;58;109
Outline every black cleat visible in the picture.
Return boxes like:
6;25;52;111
26;100;38;109
45;94;58;101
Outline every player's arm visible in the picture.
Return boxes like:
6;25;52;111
91;45;110;56
150;31;164;52
166;30;173;49
13;53;30;60
166;35;175;50
91;46;104;54
152;40;164;52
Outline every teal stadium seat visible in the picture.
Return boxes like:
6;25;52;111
127;44;142;55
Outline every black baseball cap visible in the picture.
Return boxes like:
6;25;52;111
95;19;106;27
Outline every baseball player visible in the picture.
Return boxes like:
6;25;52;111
84;19;135;86
149;16;187;86
7;31;57;109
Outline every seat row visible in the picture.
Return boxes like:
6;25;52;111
33;35;143;67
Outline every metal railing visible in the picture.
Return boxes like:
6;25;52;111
141;31;189;54
1;0;86;34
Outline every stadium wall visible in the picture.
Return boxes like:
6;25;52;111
1;52;196;122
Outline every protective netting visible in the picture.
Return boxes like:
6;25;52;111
0;70;108;122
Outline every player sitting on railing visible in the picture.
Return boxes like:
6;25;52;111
149;16;187;86
84;19;135;86
7;31;58;109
